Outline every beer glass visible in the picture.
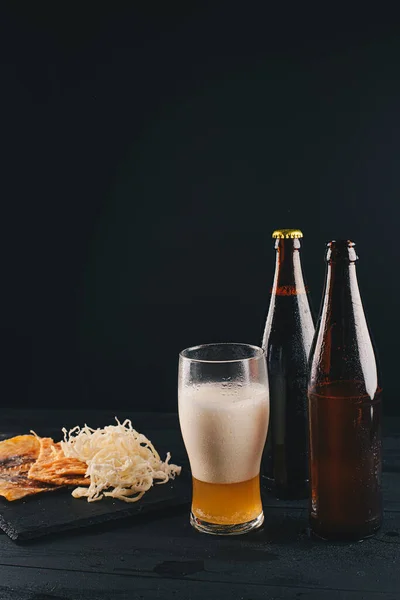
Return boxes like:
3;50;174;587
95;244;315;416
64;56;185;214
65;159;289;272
178;343;269;535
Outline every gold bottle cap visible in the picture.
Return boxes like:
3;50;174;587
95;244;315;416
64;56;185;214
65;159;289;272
272;229;303;239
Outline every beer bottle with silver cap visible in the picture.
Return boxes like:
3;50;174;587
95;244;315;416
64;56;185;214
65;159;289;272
308;240;382;540
262;229;315;499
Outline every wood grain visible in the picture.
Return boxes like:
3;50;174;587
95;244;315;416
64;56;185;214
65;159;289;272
0;410;399;599
0;507;399;599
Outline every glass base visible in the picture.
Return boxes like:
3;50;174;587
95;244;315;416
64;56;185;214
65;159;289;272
190;511;264;535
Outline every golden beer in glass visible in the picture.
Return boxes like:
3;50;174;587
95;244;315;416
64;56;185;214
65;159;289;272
178;343;269;535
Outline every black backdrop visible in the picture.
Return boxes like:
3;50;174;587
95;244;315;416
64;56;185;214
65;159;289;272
1;5;399;414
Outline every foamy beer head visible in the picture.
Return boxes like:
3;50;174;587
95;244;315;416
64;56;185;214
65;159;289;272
179;382;269;484
178;343;270;485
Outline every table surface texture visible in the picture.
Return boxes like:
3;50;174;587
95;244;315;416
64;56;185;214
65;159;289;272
1;409;400;600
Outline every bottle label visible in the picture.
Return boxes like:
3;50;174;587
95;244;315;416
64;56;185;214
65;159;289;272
271;285;309;296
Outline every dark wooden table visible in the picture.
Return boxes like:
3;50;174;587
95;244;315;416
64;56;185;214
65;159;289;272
1;410;400;600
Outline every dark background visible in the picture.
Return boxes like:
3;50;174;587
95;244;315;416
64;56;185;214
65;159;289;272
1;4;399;414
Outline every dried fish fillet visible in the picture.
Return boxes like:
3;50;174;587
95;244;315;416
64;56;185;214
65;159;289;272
28;437;89;487
0;435;60;501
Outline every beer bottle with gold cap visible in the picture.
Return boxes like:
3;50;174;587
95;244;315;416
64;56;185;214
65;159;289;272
262;229;315;499
308;240;382;540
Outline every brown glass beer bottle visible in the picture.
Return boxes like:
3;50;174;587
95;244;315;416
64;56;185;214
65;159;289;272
262;229;315;499
308;240;382;540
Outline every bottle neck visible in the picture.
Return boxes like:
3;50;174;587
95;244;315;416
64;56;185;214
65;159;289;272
323;258;364;321
311;257;378;397
323;241;359;306
271;238;307;296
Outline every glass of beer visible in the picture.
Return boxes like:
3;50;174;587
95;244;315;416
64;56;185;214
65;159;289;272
178;343;269;535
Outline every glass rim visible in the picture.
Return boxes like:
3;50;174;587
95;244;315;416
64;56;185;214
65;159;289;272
179;342;265;364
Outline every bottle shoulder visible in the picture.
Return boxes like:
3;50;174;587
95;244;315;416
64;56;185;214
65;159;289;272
309;318;381;397
263;296;315;344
